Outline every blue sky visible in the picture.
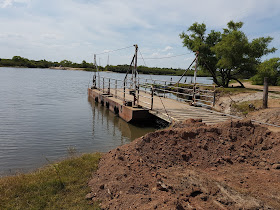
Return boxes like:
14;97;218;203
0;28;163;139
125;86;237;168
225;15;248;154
0;0;280;68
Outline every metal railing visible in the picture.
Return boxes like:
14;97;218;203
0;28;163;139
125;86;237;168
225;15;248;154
91;76;153;109
138;78;216;107
91;76;216;110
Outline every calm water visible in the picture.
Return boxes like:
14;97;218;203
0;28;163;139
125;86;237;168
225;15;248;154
0;67;212;176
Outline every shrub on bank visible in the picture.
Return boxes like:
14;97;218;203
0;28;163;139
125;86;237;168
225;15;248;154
0;153;101;209
251;58;280;86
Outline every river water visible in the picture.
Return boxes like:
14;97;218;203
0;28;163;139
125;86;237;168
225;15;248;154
0;67;212;176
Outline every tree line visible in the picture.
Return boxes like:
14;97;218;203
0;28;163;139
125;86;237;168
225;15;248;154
0;56;94;69
105;65;210;76
0;56;211;77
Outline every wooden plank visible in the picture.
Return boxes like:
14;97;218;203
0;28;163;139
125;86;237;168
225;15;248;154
105;88;232;125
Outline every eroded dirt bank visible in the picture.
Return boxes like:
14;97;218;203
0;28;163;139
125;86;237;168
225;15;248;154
87;119;280;209
214;84;280;130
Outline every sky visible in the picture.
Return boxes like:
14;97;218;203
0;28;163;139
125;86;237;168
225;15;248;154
0;0;280;68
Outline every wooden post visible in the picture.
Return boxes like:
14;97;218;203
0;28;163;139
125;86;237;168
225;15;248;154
115;80;117;98
108;78;110;95
192;84;196;104
176;82;179;101
103;77;105;93
213;85;216;107
123;80;126;105
151;85;154;110
137;79;140;106
145;79;147;92
164;81;167;98
263;77;268;109
98;75;100;89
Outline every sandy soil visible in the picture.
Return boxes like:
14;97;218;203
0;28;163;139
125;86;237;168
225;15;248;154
231;81;280;92
215;92;280;114
214;85;280;132
49;67;86;71
87;119;280;209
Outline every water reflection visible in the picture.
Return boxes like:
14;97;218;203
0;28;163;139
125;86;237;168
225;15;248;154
88;97;156;142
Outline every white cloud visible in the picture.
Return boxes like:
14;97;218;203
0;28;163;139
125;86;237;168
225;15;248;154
151;52;160;58
0;0;279;68
184;56;195;61
162;46;173;52
102;50;113;53
0;32;25;39
41;33;63;40
0;0;12;8
166;53;174;57
0;0;30;8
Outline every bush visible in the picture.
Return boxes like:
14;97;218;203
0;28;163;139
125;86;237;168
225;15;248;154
278;77;280;86
0;153;101;209
251;57;280;86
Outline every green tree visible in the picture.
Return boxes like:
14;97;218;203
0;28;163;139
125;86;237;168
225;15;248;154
60;60;72;67
12;56;25;62
180;23;221;85
180;21;277;87
81;60;90;68
11;56;30;67
251;57;280;86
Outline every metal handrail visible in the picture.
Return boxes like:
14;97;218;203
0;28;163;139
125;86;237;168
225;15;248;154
94;76;216;110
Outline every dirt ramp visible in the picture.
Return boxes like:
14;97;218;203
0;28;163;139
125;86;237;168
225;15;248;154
88;119;280;209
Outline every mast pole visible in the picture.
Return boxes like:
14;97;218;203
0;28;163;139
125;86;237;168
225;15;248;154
134;44;138;106
94;54;100;89
134;44;138;90
194;51;199;84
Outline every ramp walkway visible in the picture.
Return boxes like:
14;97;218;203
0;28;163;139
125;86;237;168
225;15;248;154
89;77;231;124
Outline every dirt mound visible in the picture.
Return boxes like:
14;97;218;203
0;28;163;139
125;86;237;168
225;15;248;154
88;119;280;209
248;108;280;126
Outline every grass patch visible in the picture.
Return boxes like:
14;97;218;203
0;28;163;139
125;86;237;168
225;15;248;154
177;84;255;95
0;153;102;210
228;79;248;85
215;87;256;97
231;100;263;116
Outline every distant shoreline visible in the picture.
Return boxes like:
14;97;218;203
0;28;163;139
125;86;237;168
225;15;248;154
0;56;212;77
0;66;209;77
49;66;86;71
